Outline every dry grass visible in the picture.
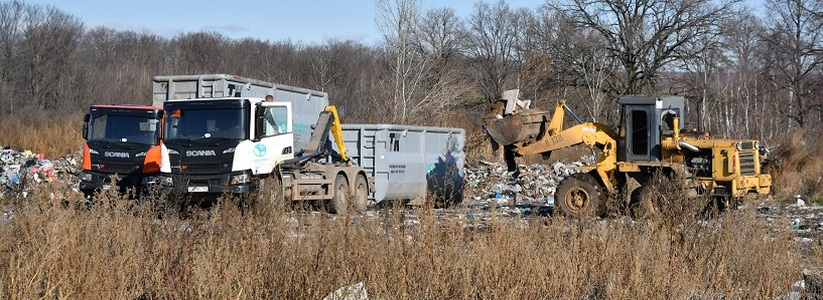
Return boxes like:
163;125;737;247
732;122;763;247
0;183;805;299
767;129;823;200
0;109;84;159
0;107;811;299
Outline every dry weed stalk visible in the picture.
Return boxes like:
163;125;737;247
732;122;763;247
0;185;804;299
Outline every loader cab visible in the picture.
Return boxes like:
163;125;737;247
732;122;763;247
617;96;685;162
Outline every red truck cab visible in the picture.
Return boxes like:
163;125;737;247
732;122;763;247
80;105;163;197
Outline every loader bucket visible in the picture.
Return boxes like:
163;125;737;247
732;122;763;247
483;110;550;146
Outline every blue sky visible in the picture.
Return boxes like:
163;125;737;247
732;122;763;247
27;0;764;46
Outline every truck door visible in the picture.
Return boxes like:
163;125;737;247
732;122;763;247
254;101;293;174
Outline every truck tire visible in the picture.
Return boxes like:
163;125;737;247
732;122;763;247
330;174;349;214
554;173;605;217
257;176;284;212
353;175;368;213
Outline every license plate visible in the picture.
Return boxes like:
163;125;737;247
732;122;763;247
187;186;208;192
102;184;112;190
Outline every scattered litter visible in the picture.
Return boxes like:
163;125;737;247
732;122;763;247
464;156;593;208
796;195;806;207
0;146;80;199
323;281;368;300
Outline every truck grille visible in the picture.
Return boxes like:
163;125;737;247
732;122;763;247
182;163;223;174
103;164;137;174
739;152;756;176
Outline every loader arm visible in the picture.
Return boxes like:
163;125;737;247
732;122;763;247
518;122;619;192
484;100;620;192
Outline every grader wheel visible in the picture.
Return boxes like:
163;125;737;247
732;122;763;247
554;173;606;217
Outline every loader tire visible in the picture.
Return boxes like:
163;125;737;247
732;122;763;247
554;173;605;218
330;174;350;215
353;174;368;213
631;185;662;220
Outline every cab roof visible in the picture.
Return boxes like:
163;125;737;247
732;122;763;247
90;104;162;111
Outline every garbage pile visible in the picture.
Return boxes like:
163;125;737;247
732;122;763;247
0;146;81;199
463;156;595;209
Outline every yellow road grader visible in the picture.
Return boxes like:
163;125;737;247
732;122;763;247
483;92;772;217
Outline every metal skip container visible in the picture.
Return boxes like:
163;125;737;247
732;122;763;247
338;124;466;205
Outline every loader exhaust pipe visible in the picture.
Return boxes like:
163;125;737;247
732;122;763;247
679;141;700;152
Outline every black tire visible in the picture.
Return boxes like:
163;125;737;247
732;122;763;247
631;185;662;219
330;174;349;214
257;176;284;212
353;175;368;213
554;173;605;217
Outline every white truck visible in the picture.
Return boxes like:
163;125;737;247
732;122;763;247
151;74;465;212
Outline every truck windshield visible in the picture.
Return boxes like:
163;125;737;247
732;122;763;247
88;114;161;145
165;108;246;141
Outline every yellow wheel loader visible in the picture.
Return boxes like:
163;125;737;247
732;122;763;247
484;93;772;218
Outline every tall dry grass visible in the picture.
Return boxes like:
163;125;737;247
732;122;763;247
767;129;823;200
0;109;84;159
0;183;805;299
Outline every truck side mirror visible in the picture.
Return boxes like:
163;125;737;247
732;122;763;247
82;113;89;140
253;103;265;141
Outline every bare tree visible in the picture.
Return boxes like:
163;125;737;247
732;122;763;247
464;0;525;105
20;4;83;111
719;12;770;139
171;32;231;74
375;0;469;124
762;0;823;128
552;0;742;96
376;0;426;123
410;7;473;123
0;0;24;114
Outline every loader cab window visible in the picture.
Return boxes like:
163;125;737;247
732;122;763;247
630;110;648;155
661;110;678;136
262;106;289;137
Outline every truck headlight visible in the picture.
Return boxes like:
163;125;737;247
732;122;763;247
157;175;173;187
230;172;250;186
141;176;157;185
737;141;756;150
81;172;93;182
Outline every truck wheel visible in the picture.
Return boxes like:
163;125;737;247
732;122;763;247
353;175;368;213
631;185;662;219
554;173;605;217
331;174;349;215
258;176;284;211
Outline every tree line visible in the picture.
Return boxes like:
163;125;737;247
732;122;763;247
0;0;820;146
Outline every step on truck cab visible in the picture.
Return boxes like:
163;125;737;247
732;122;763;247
80;105;164;197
